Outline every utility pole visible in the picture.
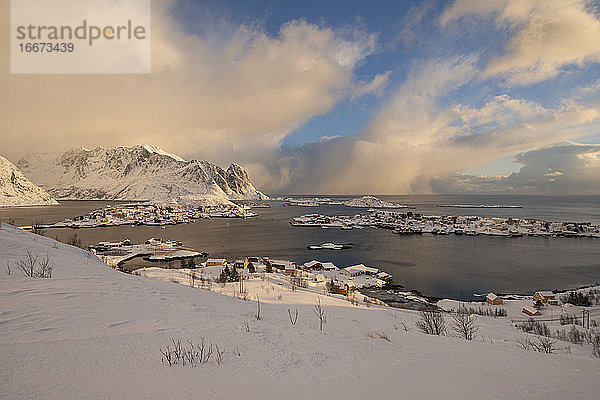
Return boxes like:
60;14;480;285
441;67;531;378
582;310;590;329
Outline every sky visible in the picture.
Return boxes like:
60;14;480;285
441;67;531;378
2;0;600;194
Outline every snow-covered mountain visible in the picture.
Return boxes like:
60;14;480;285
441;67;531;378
16;145;268;202
0;155;58;207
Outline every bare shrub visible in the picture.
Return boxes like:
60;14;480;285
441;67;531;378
160;337;218;367
415;308;446;336
516;319;551;337
188;269;197;287
37;255;53;278
367;329;391;342
313;297;326;331
1;217;16;227
516;337;535;351
288;308;299;326
516;337;560;354
10;251;53;278
535;337;560;354
457;305;507;317
451;308;479;340
215;345;224;365
31;220;47;236
65;233;84;248
591;334;600;358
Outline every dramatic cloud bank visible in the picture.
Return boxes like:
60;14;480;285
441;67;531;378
2;0;600;195
432;143;600;194
259;52;600;194
0;1;375;166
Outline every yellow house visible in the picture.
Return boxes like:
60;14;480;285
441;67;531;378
534;291;556;304
206;258;226;266
486;293;503;305
522;307;541;316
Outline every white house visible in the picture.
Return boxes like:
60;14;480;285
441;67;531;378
343;264;380;277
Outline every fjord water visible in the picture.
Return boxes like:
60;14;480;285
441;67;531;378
1;195;599;300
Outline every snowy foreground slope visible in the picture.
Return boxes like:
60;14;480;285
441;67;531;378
15;144;267;202
0;156;58;207
1;225;599;399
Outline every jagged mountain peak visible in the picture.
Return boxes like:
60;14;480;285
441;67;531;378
16;145;268;202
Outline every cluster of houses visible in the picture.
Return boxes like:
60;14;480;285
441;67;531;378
202;256;392;293
291;211;600;238
485;291;561;316
48;203;256;229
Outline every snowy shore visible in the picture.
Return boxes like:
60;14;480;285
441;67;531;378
1;222;599;399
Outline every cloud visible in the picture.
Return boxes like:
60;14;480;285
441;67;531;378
261;54;600;195
0;1;376;174
455;94;551;128
431;143;600;194
350;71;391;101
441;0;600;86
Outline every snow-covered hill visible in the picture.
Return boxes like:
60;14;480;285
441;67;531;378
16;145;268;202
344;195;407;208
0;156;58;207
1;224;599;399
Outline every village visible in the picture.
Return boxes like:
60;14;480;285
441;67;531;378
40;202;258;229
290;210;600;238
88;237;600;327
89;237;394;295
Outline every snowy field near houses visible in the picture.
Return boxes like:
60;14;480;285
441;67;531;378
1;222;599;399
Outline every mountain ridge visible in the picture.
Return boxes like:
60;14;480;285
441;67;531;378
16;145;268;203
0;155;58;207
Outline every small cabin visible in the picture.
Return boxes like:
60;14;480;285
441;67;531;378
522;307;541;316
270;259;295;271
321;262;339;271
234;258;248;269
206;258;226;266
304;260;324;271
486;293;503;305
534;291;556;304
329;281;356;295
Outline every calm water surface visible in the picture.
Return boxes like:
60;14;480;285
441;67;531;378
1;195;599;300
